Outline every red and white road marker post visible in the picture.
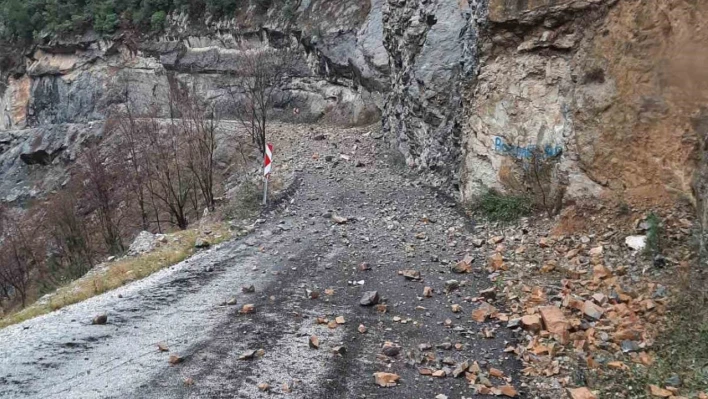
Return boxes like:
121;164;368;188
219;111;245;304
263;143;273;205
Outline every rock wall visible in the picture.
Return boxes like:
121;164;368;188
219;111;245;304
0;0;389;203
382;0;484;189
1;0;706;213
462;0;708;210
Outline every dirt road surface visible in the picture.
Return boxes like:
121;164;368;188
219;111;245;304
0;126;521;398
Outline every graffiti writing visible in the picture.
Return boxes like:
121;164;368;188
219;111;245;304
493;137;562;160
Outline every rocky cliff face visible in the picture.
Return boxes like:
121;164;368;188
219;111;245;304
0;0;706;213
462;0;708;210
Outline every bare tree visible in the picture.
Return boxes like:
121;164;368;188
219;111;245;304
173;83;220;212
43;191;97;283
227;44;300;154
142;96;193;230
79;145;126;254
0;211;43;308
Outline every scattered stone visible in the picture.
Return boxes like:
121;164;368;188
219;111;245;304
157;343;169;352
418;343;432;351
472;238;485;247
479;287;496;300
521;315;542;332
539;306;569;335
381;342;401;357
648;385;672;398
583;300;604;320
257;383;270;392
373;372;400;387
444;280;460;293
360;291;380;306
499;385;519;397
665;374;681;387
507;318;521;329
432;369;447;378
401;269;421;280
452;255;474;273
239;350;257;360
240;304;255;314
621;340;641;353
423;286;434;297
332;346;346;355
452;360;469;378
451;304;462;313
335;316;345;324
489;368;504;378
305;289;319;299
168;354;183;365
331;214;348;224
567;387;597;399
92;314;108;325
309;336;320;349
358;324;368;334
489;236;505;244
472;302;498;322
625;235;647;251
242;285;255;293
359;262;371;271
226;297;238;306
194;237;210;249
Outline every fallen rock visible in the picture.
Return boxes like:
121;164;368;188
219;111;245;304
257;383;269;392
648;385;672;398
452;360;469;378
567;387;597;399
168;354;183;365
451;304;462;313
539;306;569;335
423;286;434;297
92;314;108;325
472;302;498;322
128;231;157;256
452;255;474;273
381;342;401;357
489;368;504;378
625;235;647;252
444;280;460;293
499;385;518;397
240;304;256;314
331;214;348;224
309;336;320;349
225;297;238;306
400;269;421;280
521;315;542;332
242;285;255;293
583;300;604;320
360;291;380;306
239;350;257;360
194;237;210;249
157;343;169;352
358;324;368;333
373;372;400;387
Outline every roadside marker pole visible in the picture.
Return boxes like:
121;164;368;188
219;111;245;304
263;143;273;206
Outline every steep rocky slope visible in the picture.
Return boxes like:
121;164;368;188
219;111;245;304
0;0;706;214
463;0;708;211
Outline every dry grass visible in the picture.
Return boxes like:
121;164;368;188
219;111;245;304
0;223;231;329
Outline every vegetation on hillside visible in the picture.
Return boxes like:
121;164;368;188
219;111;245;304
0;0;283;40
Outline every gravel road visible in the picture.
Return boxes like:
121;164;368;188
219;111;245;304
0;126;521;398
